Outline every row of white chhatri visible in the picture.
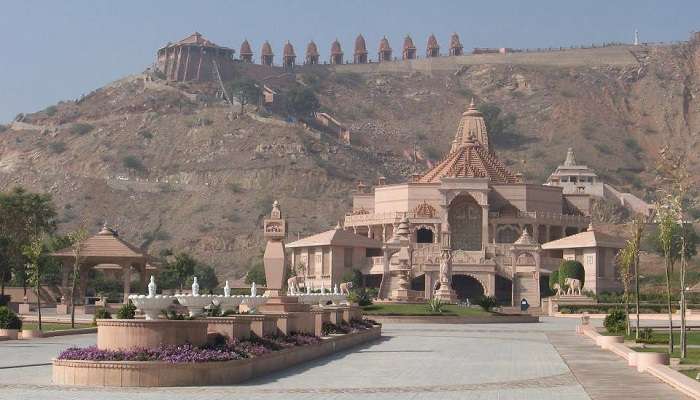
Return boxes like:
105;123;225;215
129;276;348;319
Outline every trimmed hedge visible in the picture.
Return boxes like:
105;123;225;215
559;260;585;289
558;303;678;314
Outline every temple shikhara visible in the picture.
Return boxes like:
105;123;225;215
289;100;623;307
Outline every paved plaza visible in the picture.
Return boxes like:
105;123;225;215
0;318;688;399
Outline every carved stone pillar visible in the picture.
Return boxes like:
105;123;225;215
481;205;489;250
122;265;131;304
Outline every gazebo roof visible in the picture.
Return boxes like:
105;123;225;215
286;225;382;249
541;224;626;250
51;225;149;263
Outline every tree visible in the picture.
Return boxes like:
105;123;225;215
245;259;266;286
477;103;521;148
226;78;261;114
616;236;636;337
186;263;219;293
68;226;89;328
286;86;320;118
558;260;585;291
168;253;197;291
22;237;49;331
656;205;677;354
0;187;57;298
630;216;647;340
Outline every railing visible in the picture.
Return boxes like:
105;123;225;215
490;211;589;224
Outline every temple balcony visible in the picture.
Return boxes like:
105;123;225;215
489;211;589;226
344;211;441;227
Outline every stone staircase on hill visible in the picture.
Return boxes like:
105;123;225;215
603;184;653;216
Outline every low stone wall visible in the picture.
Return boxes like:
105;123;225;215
371;315;539;324
578;324;700;398
53;326;381;387
97;320;209;350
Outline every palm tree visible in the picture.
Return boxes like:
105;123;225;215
656;204;677;354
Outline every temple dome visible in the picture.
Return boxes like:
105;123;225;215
452;99;490;152
354;34;367;54
306;41;319;56
379;36;392;52
240;39;253;55
450;33;462;49
427;34;439;49
261;41;273;56
331;39;343;54
403;35;416;50
283;41;295;56
419;135;519;184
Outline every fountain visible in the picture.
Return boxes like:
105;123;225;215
128;276;175;320
175;277;214;317
241;282;267;312
212;280;244;313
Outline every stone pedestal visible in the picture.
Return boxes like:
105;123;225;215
311;309;331;337
434;286;458;303
392;288;412;301
259;296;310;313
236;315;277;338
56;304;69;315
18;303;31;314
207;317;252;341
259;296;313;335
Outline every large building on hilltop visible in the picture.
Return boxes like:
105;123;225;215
156;32;236;82
288;100;623;308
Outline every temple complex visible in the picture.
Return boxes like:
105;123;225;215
378;37;393;62
330;40;344;64
155;32;235;82
239;39;253;63
354;35;368;64
305;41;319;65
261;41;274;66
427;34;440;57
402;35;417;60
282;41;296;70
289;100;624;309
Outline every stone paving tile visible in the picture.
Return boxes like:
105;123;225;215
547;331;690;399
0;318;679;400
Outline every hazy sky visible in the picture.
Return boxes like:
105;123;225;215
1;0;698;123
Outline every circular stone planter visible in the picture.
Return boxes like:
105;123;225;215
635;351;670;372
97;319;208;350
21;329;44;339
0;328;19;340
596;335;624;350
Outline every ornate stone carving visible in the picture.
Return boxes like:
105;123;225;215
413;201;437;218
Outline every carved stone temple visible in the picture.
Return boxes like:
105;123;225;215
288;100;627;309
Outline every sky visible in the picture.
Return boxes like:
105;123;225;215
0;0;699;123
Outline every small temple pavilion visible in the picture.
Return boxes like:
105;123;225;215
330;39;344;65
402;35;417;60
354;34;368;64
449;33;464;56
155;32;235;81
426;34;440;57
305;41;320;65
51;225;155;304
541;224;625;294
378;37;393;62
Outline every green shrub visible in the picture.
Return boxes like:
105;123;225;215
347;288;373;306
93;308;112;325
0;306;22;330
44;105;58;116
69;123;94;135
476;295;498;312
603;309;626;334
549;270;560;290
558;260;585;290
123;155;147;173
116;302;136;319
427;298;445;313
48;141;67;154
638;327;654;342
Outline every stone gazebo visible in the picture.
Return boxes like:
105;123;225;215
51;225;154;305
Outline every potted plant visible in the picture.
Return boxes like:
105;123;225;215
0;306;23;339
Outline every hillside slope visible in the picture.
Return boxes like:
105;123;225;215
1;42;699;280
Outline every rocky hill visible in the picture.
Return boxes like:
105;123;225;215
1;40;699;281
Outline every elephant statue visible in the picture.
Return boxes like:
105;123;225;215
339;281;353;295
552;282;563;297
287;276;305;295
564;278;582;296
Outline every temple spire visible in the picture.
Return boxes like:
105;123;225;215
564;147;576;166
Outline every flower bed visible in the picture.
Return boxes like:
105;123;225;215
58;333;321;363
53;324;382;387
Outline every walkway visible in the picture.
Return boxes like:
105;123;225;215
0;318;688;399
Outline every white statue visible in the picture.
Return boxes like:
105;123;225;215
224;280;231;297
553;282;563;296
320;281;326;294
565;278;582;296
339;282;353;295
439;250;451;284
306;281;312;294
287;276;304;294
148;276;156;297
192;276;200;296
251;282;257;297
333;284;339;294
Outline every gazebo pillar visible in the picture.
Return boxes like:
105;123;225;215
77;264;90;305
122;265;131;304
139;264;149;293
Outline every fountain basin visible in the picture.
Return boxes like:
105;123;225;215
213;295;245;313
175;295;214;317
128;295;175;320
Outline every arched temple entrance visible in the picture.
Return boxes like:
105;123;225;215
449;195;482;251
410;274;425;292
416;228;434;243
495;275;512;304
451;274;484;301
